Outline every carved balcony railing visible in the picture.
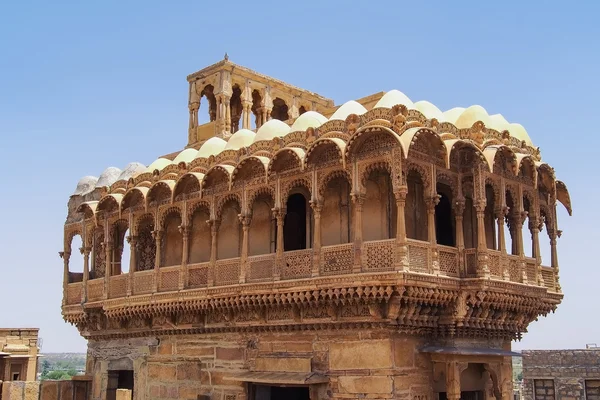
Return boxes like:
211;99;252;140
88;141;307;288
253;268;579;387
159;266;180;292
321;243;353;275
133;270;154;295
66;283;82;305
282;249;313;279
87;278;104;302
247;254;276;282
187;262;209;288
407;239;431;273
63;241;562;308
363;239;395;272
109;274;128;298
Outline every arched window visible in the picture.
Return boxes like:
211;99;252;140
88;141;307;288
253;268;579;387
522;196;533;258
162;211;183;267
299;106;307;115
189;206;211;264
197;84;216;125
405;170;427;241
91;228;105;279
435;183;454;246
69;234;84;283
271;97;289;121
121;229;131;273
284;193;308;251
230;85;242;133
321;176;352;246
218;200;241;259
249;194;275;255
111;221;129;275
251;90;262;129
484;185;496;250
363;168;396;241
136;216;156;271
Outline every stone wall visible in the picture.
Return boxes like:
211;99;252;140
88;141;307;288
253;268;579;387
0;380;88;400
522;349;600;400
86;330;436;400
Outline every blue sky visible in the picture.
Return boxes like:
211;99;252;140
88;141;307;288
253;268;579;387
0;1;597;352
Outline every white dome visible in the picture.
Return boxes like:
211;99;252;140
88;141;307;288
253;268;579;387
441;107;465;124
118;162;146;181
290;111;328;131
254;119;291;142
225;129;256;150
489;114;510;132
73;176;98;196
195;137;228;159
145;158;171;173
96;167;122;188
454;105;491;129
329;100;367;121
374;90;414;109
509;123;533;146
172;148;198;164
413;100;443;120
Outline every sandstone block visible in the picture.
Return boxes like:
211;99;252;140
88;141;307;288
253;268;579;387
177;363;202;381
149;363;177;381
330;340;392;370
338;376;393;394
216;347;244;361
116;388;132;400
158;341;173;355
41;381;59;400
255;357;311;372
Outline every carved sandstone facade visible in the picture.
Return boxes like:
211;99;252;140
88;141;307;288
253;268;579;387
61;57;572;400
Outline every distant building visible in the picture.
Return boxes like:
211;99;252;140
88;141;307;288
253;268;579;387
0;328;40;382
522;347;600;400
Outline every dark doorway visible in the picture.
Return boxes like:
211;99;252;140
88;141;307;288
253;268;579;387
284;193;307;251
435;190;455;246
437;391;484;400
251;384;309;400
106;370;134;400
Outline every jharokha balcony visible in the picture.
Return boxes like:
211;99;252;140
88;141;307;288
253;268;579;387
60;58;573;400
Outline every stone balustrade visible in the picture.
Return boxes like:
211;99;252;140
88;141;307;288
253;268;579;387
65;239;559;306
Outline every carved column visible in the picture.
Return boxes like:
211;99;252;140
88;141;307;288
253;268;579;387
475;200;490;278
152;230;162;292
61;251;71;306
310;201;322;277
239;215;251;283
351;194;365;273
496;207;510;280
273;209;285;280
208;220;219;286
188;101;199;144
445;360;464;400
454;200;466;276
549;228;561;290
179;226;189;289
104;241;113;299
242;101;252;129
126;235;137;295
394;187;408;271
82;246;91;302
426;196;440;274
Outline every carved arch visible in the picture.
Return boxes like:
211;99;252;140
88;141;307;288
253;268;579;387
216;193;242;220
172;172;204;202
281;176;312;204
232;156;269;184
121;187;148;212
268;147;305;175
345;125;403;161
146;180;175;207
305;138;346;169
187;200;211;226
318;169;352;201
247;185;276;213
158;206;182;230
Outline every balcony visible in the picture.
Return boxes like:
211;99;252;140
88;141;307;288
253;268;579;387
63;239;559;307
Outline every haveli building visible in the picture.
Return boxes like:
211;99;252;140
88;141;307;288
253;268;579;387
0;328;39;384
60;57;572;400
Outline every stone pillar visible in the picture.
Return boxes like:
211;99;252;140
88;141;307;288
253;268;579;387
394;187;408;271
104;241;112;299
454;200;466;276
351;194;365;273
496;208;510;281
549;228;561;290
239;215;251;283
310;201;322;276
82;246;91;302
426;196;440;274
152;230;162;292
61;251;70;306
274;209;285;280
179;226;189;289
126;235;137;295
242;101;252;129
475;200;490;278
208;220;219;286
446;361;462;400
225;96;232;134
188;101;199;144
